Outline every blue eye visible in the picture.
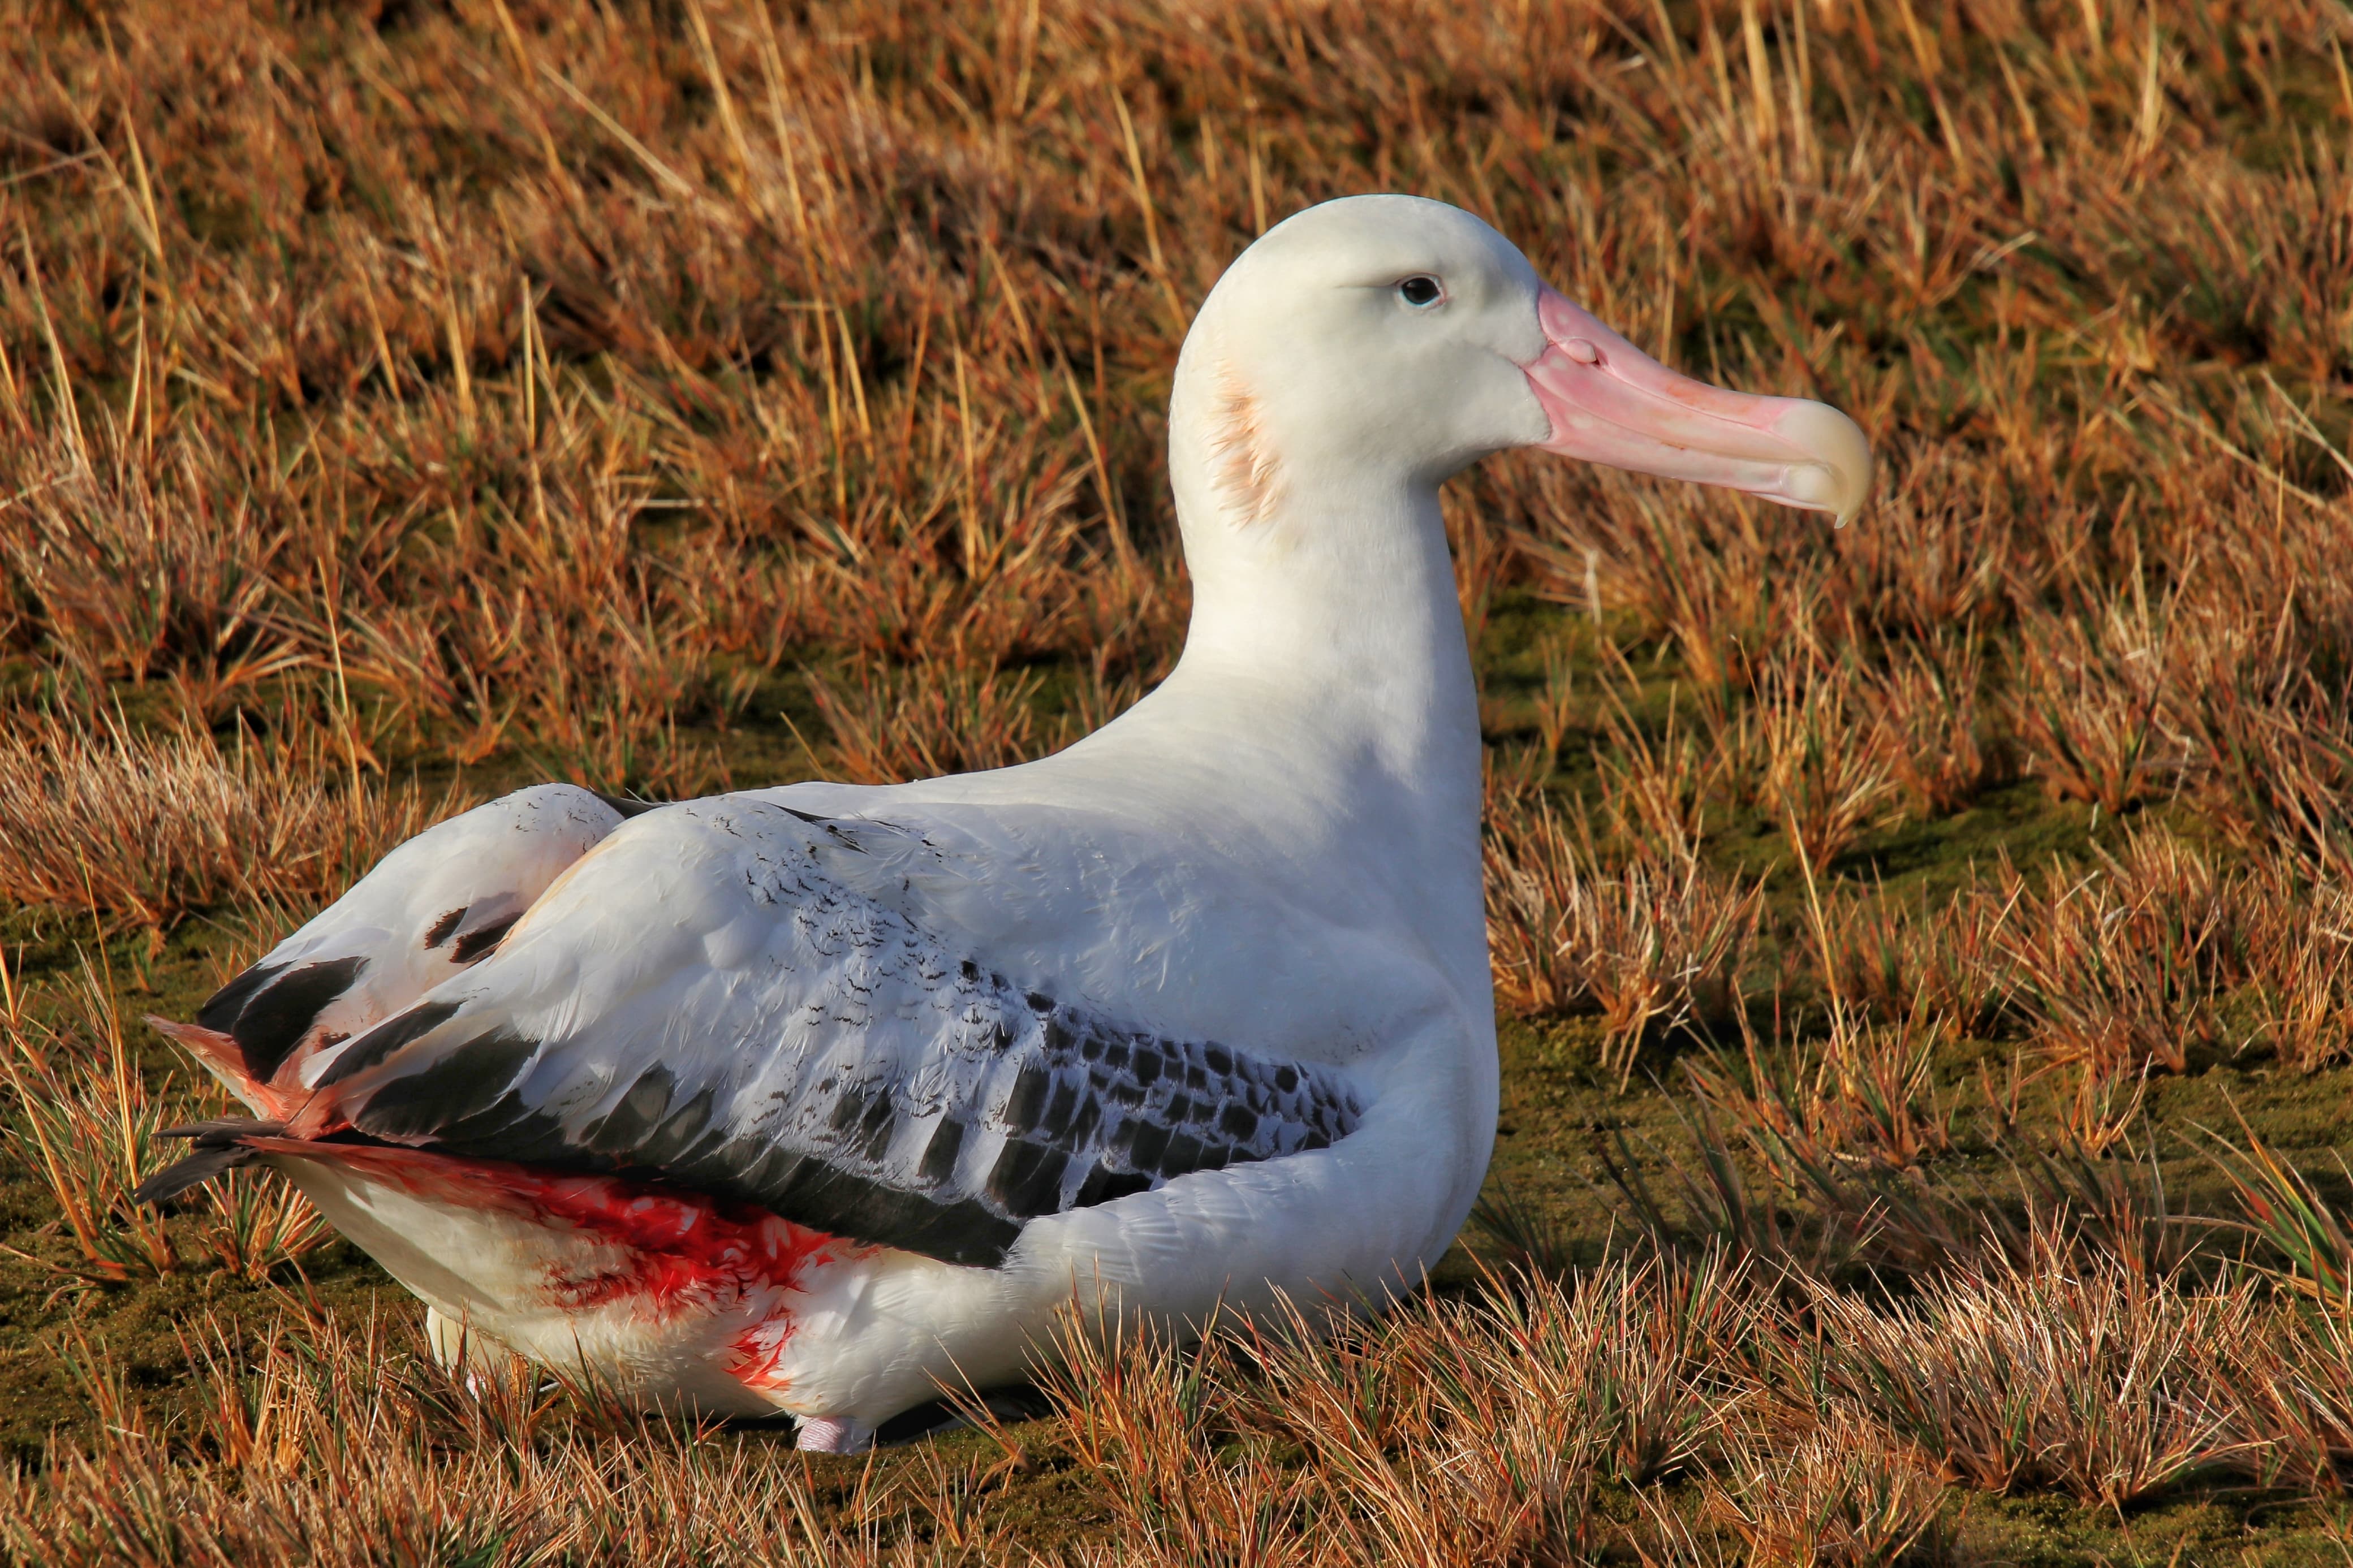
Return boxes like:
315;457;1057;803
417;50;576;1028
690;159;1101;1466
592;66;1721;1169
1398;275;1442;308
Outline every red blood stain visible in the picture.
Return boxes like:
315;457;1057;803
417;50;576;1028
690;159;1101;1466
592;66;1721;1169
728;1313;799;1392
252;1141;848;1389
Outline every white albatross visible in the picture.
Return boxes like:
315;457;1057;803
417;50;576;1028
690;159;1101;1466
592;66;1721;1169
138;195;1869;1453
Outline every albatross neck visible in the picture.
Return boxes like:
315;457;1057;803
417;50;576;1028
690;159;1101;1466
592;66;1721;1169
1111;468;1485;859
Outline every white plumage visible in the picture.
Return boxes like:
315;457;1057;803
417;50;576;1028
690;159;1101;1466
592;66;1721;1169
142;195;1868;1452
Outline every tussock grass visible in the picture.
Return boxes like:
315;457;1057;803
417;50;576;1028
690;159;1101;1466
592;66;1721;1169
1484;781;1761;1078
1687;1004;1956;1176
1;950;330;1286
8;1309;1015;1567
1756;664;1898;879
1;955;183;1283
2;0;2352;1556
0;706;449;928
1793;1228;2261;1509
1705;1411;1947;1568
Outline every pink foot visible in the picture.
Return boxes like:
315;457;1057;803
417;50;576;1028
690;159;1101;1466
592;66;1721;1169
795;1414;874;1454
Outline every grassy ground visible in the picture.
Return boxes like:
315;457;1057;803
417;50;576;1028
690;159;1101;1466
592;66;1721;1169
4;0;2353;1561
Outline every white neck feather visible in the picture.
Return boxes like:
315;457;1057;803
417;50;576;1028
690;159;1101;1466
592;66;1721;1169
1166;467;1479;807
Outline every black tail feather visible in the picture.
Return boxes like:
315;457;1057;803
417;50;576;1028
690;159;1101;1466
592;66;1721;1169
133;1118;287;1206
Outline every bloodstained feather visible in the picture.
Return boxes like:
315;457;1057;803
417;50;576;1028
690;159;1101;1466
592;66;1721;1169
245;1140;847;1391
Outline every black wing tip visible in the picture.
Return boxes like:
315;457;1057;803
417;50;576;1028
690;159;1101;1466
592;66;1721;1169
135;1118;288;1206
193;960;286;1036
592;791;667;819
198;956;370;1084
316;1000;465;1088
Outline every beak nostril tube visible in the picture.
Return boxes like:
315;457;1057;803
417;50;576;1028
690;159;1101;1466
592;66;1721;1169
1562;338;1600;365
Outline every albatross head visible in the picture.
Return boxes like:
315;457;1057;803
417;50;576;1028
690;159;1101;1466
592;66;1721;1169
1170;194;1871;532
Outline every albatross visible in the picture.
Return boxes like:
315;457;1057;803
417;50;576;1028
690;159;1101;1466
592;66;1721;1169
138;195;1868;1453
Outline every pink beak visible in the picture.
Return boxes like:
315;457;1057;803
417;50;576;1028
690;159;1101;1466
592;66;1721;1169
1523;287;1872;526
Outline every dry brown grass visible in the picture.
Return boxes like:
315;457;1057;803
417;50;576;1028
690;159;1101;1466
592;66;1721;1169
1;954;184;1283
1484;780;1761;1079
1705;1411;1947;1568
1861;633;1996;821
1757;663;1897;878
9;1307;1023;1567
806;658;1057;785
36;1220;2353;1564
1812;881;2010;1037
2003;584;2184;818
1792;1227;2262;1509
1997;832;2248;1077
0;705;450;928
2;949;331;1286
1688;1004;1956;1176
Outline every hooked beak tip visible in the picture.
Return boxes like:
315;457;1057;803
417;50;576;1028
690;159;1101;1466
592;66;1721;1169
1772;400;1874;528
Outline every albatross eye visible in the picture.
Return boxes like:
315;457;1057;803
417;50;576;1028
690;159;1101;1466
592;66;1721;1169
1397;275;1443;308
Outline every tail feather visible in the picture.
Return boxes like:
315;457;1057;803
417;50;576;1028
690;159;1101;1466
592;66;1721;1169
132;1117;287;1206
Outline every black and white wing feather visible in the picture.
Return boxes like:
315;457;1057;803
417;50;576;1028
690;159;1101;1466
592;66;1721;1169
182;784;639;1105
299;797;1365;1269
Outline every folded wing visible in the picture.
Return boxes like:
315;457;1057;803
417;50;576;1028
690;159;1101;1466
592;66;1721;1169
275;796;1365;1269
